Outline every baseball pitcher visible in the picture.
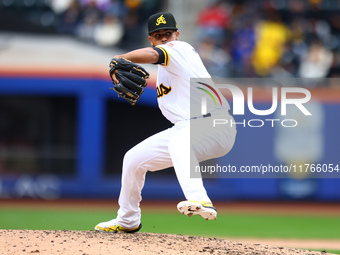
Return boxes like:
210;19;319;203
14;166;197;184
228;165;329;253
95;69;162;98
95;12;237;233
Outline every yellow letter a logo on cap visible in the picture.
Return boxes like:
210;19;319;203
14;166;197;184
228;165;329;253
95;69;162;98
156;15;166;26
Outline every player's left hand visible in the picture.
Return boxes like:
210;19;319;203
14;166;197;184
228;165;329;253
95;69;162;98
109;58;149;106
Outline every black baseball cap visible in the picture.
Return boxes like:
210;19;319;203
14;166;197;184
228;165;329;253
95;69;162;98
148;12;178;35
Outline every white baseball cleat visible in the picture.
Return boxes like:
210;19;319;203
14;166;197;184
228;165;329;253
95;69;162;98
94;218;142;233
177;200;217;220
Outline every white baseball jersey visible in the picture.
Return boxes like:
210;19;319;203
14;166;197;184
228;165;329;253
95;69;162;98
155;40;230;123
114;40;237;230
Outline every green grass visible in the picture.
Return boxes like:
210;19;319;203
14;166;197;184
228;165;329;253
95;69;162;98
143;212;340;239
1;208;339;254
315;250;340;255
1;209;340;240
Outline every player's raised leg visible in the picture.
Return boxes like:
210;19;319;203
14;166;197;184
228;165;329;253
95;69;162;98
171;111;236;220
167;121;218;220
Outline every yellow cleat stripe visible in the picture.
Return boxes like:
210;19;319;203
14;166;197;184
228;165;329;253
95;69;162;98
183;200;213;207
95;226;115;232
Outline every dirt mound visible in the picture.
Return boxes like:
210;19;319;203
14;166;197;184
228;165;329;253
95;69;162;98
0;229;334;255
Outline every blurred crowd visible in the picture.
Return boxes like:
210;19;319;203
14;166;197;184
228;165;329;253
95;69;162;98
0;0;162;50
54;0;161;50
1;0;340;81
195;0;340;82
54;0;340;81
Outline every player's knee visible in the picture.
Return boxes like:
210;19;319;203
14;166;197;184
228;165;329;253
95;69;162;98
168;134;189;154
123;147;146;172
122;149;137;169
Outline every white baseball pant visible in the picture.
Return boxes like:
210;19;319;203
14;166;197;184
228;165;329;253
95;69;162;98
116;109;236;228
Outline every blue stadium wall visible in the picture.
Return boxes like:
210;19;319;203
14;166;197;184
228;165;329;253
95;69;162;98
0;75;339;201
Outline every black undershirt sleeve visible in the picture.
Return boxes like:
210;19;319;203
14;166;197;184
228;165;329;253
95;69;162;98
152;47;165;65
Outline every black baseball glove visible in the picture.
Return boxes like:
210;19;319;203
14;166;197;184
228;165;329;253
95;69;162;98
109;58;149;105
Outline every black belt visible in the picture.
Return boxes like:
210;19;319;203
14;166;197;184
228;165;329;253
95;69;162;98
191;113;211;119
191;109;231;120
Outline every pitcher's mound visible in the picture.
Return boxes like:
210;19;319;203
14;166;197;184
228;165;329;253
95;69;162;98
0;229;334;255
